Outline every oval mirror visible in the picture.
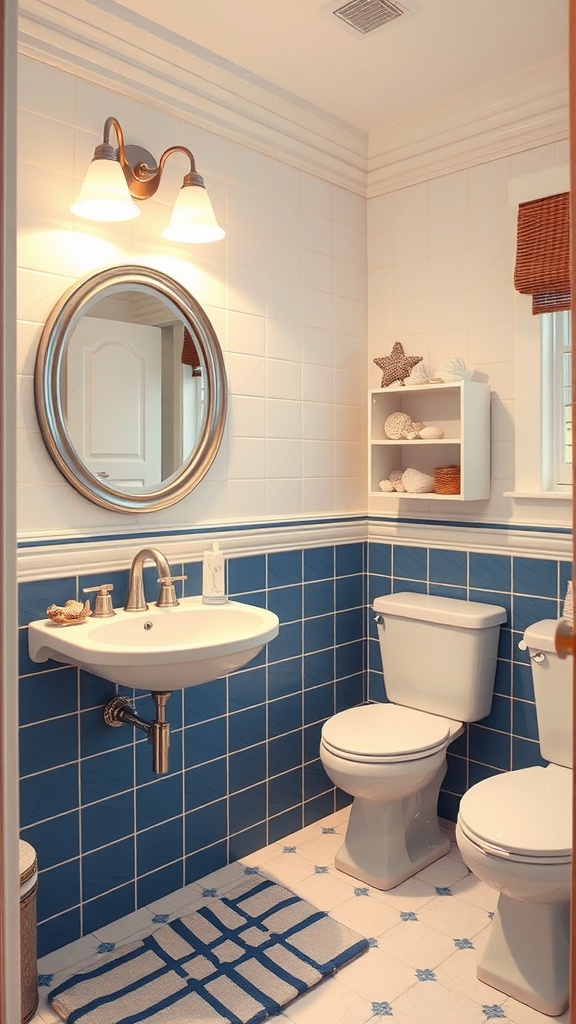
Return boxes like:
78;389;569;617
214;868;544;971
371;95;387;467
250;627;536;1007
34;265;227;513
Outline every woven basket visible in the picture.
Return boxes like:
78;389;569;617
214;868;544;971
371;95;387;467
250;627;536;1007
433;464;460;495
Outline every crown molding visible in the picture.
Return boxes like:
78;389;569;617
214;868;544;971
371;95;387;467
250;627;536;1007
17;3;569;200
18;0;368;194
368;57;569;197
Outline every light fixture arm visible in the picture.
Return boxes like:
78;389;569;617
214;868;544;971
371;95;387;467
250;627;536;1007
99;117;204;202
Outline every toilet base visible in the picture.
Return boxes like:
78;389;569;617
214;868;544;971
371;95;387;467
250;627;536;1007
478;892;570;1016
334;765;450;890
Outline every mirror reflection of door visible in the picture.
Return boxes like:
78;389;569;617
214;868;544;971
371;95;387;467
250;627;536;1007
67;316;163;488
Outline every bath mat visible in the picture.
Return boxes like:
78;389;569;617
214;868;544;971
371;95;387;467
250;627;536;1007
49;874;369;1024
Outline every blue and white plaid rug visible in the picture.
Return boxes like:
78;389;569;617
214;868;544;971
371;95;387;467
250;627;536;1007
49;874;369;1024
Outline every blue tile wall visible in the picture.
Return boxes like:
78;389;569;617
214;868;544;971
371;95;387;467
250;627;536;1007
19;543;365;956
19;536;570;956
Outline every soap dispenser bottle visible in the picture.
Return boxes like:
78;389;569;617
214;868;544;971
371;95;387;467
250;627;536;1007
202;543;227;604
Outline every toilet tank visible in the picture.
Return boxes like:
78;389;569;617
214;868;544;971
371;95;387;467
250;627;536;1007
373;592;506;721
520;619;573;768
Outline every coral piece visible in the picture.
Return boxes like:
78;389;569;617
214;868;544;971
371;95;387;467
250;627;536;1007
388;469;406;492
384;412;424;440
419;425;444;439
378;479;395;492
46;599;91;626
407;362;429;385
402;468;435;493
431;356;472;382
374;343;423;387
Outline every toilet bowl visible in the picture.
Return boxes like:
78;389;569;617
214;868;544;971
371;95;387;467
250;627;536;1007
455;619;573;1017
320;593;506;890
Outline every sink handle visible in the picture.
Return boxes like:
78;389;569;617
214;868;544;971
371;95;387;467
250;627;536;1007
156;574;187;608
83;583;115;618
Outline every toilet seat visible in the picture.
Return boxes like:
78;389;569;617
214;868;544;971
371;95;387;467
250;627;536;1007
458;766;572;864
321;704;451;764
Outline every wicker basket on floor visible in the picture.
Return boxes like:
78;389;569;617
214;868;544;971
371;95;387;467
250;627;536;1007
433;464;460;495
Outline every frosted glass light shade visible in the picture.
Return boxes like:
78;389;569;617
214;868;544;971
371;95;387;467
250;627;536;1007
71;158;140;222
161;184;225;243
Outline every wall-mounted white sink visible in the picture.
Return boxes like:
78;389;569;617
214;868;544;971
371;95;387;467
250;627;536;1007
28;597;279;691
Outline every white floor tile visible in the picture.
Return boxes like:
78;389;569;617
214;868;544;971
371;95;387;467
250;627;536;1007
389;976;488;1024
258;850;317;887
415;855;471;888
375;918;466;969
329;892;400;937
417;890;494;938
282;974;373;1024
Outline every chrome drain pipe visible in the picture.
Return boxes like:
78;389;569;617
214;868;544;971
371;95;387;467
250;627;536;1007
104;692;171;774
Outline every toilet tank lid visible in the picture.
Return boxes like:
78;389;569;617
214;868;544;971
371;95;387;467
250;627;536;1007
519;618;559;653
373;592;507;628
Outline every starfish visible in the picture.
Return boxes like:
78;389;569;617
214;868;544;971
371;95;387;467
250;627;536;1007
374;342;423;387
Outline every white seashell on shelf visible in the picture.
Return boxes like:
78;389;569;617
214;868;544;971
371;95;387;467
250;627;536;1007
378;479;395;492
384;412;423;439
402;468;435;493
388;469;406;492
419;425;444;439
406;361;429;385
431;356;472;382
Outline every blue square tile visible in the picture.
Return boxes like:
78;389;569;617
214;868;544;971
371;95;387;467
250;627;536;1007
267;657;303;699
228;823;267;862
183;678;227;726
268;806;302;843
335;789;353;811
137;862;183;908
267;584;303;624
469;553;511;593
185;841;227;885
303;547;334;582
80;706;133;759
20;763;79;827
336;608;363;645
268;731;303;777
82;837;135;901
335;574;363;610
512;595;558;635
368;543;391;577
229;705;266;752
512;661;534;701
268;693;302;739
81;747;133;810
19;577;76;627
512;736;547;770
21;810;79;870
268;551;302;588
136;774;183;831
512;699;539;741
19;667;78;726
368;574;392;607
392;545;427;581
479;694;511;733
228;666;266;711
469;725;510;771
513;557;557;599
429;584;467;601
304;791;335;825
268;767;302;817
468;589;511;622
304;579;334;618
37;908;81;959
437;791;460;823
444;753;467;795
304;649;334;689
391;580;427;596
137;818;183;876
182;560;203;597
336;543;364;577
467;762;503;787
268;621;302;662
229;783;266;834
228;555;266;595
303;614;335;654
79;671;119;711
336;674;364;712
82;792;134;853
304;721;323;763
493;659;512;696
304;683;334;725
185;799;227;856
37;860;80;921
185;757;228;812
336;640;363;680
429;549;467;587
304;759;332;800
367;671;385;702
184;717;227;769
20;716;78;776
230;744;267;792
82;883;135;933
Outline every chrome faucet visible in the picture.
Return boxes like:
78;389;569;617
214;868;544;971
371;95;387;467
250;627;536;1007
124;548;183;611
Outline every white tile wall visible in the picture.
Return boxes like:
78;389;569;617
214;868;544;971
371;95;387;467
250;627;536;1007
17;54;368;538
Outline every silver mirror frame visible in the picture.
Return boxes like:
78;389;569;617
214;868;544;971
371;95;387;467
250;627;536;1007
34;265;228;513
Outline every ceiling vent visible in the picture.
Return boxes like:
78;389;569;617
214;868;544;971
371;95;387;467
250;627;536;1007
332;0;406;33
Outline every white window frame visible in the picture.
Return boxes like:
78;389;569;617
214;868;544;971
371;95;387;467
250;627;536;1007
507;165;572;502
541;309;571;490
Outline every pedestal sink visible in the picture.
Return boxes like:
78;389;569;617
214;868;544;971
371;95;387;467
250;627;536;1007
28;596;280;691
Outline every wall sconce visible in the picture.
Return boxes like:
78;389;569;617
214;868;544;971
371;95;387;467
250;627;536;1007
71;116;225;243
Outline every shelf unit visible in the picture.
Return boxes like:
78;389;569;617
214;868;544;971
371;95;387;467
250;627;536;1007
369;380;490;501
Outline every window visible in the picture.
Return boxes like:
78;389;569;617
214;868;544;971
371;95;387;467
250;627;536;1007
541;310;571;490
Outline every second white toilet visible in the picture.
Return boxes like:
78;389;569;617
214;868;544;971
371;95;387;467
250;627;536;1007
320;592;506;890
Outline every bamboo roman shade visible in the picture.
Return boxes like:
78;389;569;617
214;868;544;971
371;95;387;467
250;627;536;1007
514;192;570;314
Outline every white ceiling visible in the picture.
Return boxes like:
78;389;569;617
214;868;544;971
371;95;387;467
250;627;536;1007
115;0;567;133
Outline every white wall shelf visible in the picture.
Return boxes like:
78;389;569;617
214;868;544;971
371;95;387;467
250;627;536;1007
369;380;491;501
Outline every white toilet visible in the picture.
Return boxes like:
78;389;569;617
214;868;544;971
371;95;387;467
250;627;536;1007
320;592;506;890
456;618;572;1017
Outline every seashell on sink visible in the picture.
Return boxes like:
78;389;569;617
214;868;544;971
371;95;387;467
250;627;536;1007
28;597;279;690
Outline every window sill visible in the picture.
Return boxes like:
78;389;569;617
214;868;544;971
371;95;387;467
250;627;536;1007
504;490;572;501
